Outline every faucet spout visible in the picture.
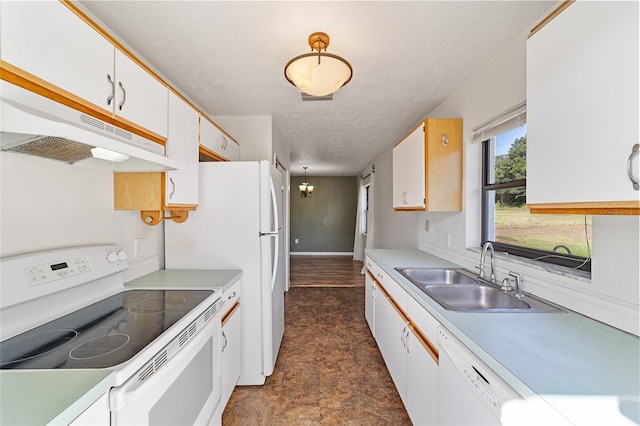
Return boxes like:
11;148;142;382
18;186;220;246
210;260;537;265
480;242;496;283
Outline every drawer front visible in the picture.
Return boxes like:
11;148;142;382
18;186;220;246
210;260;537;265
222;282;241;313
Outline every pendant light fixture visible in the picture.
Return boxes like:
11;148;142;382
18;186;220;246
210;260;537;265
284;32;353;97
299;166;315;198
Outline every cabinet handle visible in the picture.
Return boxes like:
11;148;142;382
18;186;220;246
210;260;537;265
221;330;227;352
118;81;127;110
405;329;410;354
106;74;115;105
169;177;176;199
228;291;236;300
222;135;228;150
628;144;639;191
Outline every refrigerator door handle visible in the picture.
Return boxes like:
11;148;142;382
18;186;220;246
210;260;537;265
268;176;279;290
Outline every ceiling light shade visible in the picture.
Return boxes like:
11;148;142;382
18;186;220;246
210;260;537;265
284;32;353;97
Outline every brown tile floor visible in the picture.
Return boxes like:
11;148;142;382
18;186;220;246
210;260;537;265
222;286;412;425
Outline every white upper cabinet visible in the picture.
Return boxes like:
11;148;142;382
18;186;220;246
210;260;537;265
393;124;425;209
166;92;199;206
1;1;168;139
527;1;640;213
0;1;113;110
113;50;168;138
200;118;240;161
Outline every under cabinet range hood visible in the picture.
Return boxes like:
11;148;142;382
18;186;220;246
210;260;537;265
0;81;176;171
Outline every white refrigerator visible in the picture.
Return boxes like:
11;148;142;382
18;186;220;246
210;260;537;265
165;160;285;385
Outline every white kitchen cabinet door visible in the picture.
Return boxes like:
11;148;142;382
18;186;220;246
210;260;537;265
404;125;426;207
166;92;199;206
0;1;114;111
114;49;168;138
373;281;389;357
527;1;640;208
384;296;409;406
224;137;240;162
393;124;425;209
220;303;242;409
365;272;376;335
406;297;440;425
200;118;240;161
406;327;438;426
392;140;407;207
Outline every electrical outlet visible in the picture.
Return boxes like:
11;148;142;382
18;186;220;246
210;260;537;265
294;238;299;244
444;232;451;248
134;238;144;258
425;219;430;232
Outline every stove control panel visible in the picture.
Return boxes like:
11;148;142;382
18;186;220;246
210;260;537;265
25;256;92;286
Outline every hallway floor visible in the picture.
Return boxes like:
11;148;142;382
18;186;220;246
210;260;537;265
222;260;411;425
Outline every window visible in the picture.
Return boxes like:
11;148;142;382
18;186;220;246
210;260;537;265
481;115;592;273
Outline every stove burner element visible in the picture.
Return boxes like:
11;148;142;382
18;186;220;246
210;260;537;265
0;329;78;366
70;334;130;360
129;295;187;315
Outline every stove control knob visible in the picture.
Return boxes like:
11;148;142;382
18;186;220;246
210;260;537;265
107;252;119;263
117;250;128;261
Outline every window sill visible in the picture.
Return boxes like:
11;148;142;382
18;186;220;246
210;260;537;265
466;247;591;283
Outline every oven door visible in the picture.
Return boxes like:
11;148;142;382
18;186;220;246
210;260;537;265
109;314;221;426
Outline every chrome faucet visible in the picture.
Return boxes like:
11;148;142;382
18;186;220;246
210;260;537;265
478;242;496;283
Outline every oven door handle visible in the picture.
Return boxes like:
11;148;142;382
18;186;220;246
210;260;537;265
110;316;218;411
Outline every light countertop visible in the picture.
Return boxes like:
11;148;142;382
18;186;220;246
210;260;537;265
125;269;241;293
366;248;640;425
0;268;241;425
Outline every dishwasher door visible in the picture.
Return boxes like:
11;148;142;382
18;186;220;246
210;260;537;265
437;326;521;425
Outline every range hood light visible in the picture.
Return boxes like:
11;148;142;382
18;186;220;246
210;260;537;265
91;147;130;162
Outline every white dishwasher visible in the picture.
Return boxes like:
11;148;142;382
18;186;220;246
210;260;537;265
437;326;522;425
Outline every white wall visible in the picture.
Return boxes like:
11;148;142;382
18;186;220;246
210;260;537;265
412;30;639;335
0;152;164;281
361;149;419;250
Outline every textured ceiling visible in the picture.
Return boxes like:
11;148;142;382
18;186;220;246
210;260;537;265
79;1;556;176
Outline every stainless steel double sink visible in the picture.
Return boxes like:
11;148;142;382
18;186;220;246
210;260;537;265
395;267;564;313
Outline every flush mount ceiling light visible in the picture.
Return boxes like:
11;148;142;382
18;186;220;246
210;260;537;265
299;166;315;198
284;32;353;97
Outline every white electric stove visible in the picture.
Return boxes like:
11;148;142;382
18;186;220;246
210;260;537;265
0;245;223;425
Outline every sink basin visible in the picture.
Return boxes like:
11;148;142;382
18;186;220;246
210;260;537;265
424;284;531;311
395;267;565;313
395;267;477;285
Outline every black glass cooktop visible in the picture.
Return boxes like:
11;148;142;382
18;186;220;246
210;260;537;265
0;289;213;369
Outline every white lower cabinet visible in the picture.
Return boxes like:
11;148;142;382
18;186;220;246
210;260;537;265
367;258;440;425
213;282;242;423
383;293;410;406
406;298;439;425
365;272;376;334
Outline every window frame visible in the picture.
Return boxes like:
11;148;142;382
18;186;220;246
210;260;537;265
481;138;592;273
